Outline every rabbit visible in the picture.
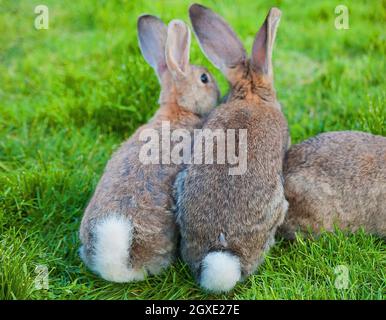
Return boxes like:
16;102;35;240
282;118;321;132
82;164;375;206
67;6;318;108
278;131;386;239
173;4;289;293
79;15;220;283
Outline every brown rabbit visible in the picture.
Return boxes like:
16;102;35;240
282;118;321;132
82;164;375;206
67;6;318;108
278;131;386;239
79;15;219;282
173;4;289;292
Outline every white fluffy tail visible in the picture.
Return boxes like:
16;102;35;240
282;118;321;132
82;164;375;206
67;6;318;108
91;215;146;283
200;251;241;293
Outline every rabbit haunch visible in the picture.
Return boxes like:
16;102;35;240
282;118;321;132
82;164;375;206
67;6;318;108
139;120;248;175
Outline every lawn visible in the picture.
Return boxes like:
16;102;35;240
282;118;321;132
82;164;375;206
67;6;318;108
0;0;385;300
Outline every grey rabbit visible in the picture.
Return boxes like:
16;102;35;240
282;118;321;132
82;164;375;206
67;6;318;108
279;131;386;239
174;4;289;293
79;15;219;282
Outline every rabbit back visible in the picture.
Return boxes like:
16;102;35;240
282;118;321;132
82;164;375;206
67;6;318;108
175;101;289;278
80;118;199;281
280;131;386;238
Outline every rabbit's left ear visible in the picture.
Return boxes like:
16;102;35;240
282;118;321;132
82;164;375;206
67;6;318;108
251;8;281;78
165;19;191;79
189;4;246;76
137;15;168;80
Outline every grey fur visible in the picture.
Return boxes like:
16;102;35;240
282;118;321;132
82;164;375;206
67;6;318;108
279;131;386;238
79;16;220;279
174;5;289;284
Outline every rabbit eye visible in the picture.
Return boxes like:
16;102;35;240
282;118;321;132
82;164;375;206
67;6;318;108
200;73;209;84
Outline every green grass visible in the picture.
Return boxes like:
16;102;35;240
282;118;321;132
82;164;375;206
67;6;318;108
0;0;385;300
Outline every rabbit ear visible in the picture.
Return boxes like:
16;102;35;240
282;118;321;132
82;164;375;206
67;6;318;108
189;4;246;76
165;19;191;79
251;8;281;78
137;15;168;79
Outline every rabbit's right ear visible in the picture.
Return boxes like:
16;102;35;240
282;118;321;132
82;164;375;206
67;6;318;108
137;15;168;80
251;8;281;78
189;4;246;78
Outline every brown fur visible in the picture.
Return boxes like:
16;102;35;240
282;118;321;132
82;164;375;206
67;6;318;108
79;16;219;278
278;131;386;238
80;108;200;271
174;5;289;281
